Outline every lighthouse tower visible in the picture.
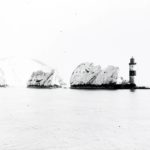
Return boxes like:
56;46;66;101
129;57;136;85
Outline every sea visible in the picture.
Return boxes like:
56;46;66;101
0;87;150;150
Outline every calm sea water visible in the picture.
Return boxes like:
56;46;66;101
0;88;150;150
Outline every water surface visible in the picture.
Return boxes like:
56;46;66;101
0;88;149;150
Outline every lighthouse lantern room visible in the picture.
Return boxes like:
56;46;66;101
129;57;136;85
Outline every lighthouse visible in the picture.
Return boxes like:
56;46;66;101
129;57;136;85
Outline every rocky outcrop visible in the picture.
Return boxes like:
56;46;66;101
70;62;119;86
27;70;65;88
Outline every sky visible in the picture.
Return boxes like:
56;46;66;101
0;0;150;85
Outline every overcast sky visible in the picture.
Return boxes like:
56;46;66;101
0;0;150;85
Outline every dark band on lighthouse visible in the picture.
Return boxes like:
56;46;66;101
129;57;136;85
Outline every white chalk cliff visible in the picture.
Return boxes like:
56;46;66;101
27;70;65;88
70;62;119;86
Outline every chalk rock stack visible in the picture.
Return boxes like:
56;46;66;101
27;70;65;88
70;62;119;86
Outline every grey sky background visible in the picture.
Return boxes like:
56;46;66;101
0;0;150;85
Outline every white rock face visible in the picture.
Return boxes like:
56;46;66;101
70;62;119;86
70;63;101;85
27;70;65;88
0;68;6;87
93;65;119;85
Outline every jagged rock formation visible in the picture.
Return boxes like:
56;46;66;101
70;62;119;87
27;70;65;88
